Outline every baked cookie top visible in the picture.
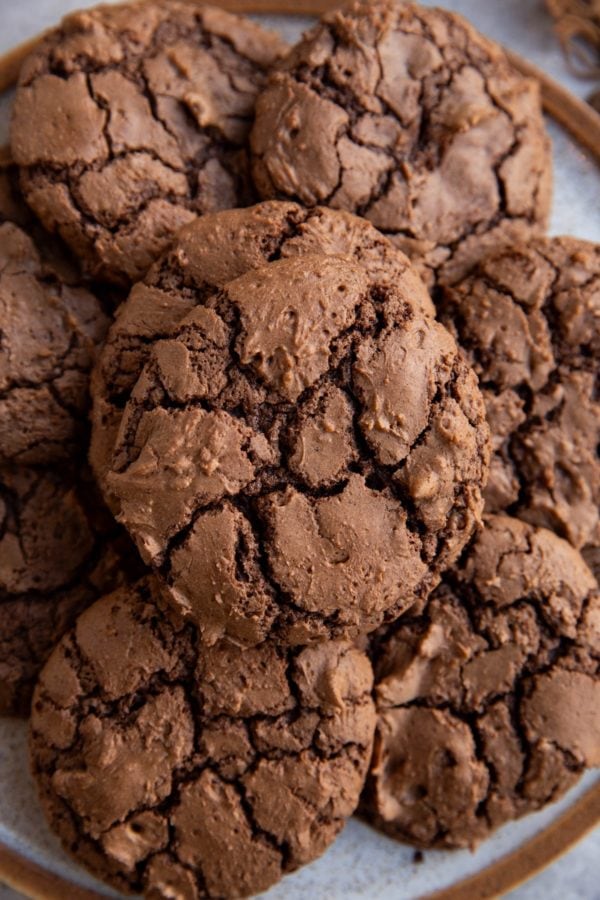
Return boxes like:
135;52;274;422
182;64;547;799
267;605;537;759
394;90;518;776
0;153;109;465
441;236;600;577
90;200;435;503
250;0;552;288
105;251;489;646
30;578;375;899
10;1;286;286
365;515;600;848
0;146;30;228
0;466;134;716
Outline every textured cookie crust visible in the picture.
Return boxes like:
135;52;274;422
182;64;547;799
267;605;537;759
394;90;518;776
106;252;489;646
0;151;109;465
0;147;30;228
11;1;286;286
0;467;134;716
441;236;600;577
30;578;376;899
250;0;552;289
90;201;435;503
364;515;600;848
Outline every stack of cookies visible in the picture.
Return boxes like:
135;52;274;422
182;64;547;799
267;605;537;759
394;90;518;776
0;1;598;897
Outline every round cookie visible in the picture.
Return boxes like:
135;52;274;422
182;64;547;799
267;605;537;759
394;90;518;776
364;515;600;848
10;1;286;286
0;466;136;716
30;578;376;899
90;200;436;505
250;0;552;289
440;236;600;578
106;252;490;646
0;220;109;464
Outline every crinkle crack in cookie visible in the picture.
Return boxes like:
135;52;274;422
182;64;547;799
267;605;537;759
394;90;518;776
441;237;600;579
30;578;376;899
0;467;135;716
0;147;31;229
250;0;552;289
0;155;109;465
90;200;435;503
10;1;286;286
364;515;600;848
106;253;490;646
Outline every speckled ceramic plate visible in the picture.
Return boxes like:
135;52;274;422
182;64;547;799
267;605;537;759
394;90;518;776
0;2;599;898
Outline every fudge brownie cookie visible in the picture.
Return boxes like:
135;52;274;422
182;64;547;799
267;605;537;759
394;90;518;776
0;467;135;716
107;253;490;646
250;0;552;288
90;201;435;503
0;147;30;227
364;515;600;848
0;151;109;465
30;578;376;898
10;1;286;286
441;237;600;577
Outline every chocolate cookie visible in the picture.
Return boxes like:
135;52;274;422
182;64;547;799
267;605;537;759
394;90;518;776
250;0;552;288
0;154;109;465
10;1;286;286
441;237;600;577
0;467;136;716
0;146;30;227
30;578;376;898
90;200;436;503
106;252;490;646
364;515;600;848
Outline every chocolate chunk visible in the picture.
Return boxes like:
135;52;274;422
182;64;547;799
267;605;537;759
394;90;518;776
364;515;600;848
106;252;489;645
30;578;376;898
11;1;286;286
250;0;552;289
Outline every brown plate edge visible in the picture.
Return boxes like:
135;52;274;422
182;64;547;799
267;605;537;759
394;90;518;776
424;781;600;900
0;782;599;900
0;1;598;898
0;843;108;900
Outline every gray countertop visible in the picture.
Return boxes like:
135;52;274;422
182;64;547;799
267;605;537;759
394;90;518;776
0;1;598;898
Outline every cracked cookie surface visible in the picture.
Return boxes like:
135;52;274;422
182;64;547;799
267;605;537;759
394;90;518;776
90;200;436;505
10;1;286;286
30;577;375;899
250;0;552;289
106;252;489;646
0;147;31;229
0;158;109;465
0;466;136;716
441;236;600;579
364;514;600;848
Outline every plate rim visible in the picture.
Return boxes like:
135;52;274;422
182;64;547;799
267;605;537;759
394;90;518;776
0;783;598;900
0;2;599;898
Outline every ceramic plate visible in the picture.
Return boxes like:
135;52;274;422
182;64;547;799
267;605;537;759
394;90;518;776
0;1;599;897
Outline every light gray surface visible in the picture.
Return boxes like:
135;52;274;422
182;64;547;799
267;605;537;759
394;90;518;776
0;1;599;899
1;827;599;899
